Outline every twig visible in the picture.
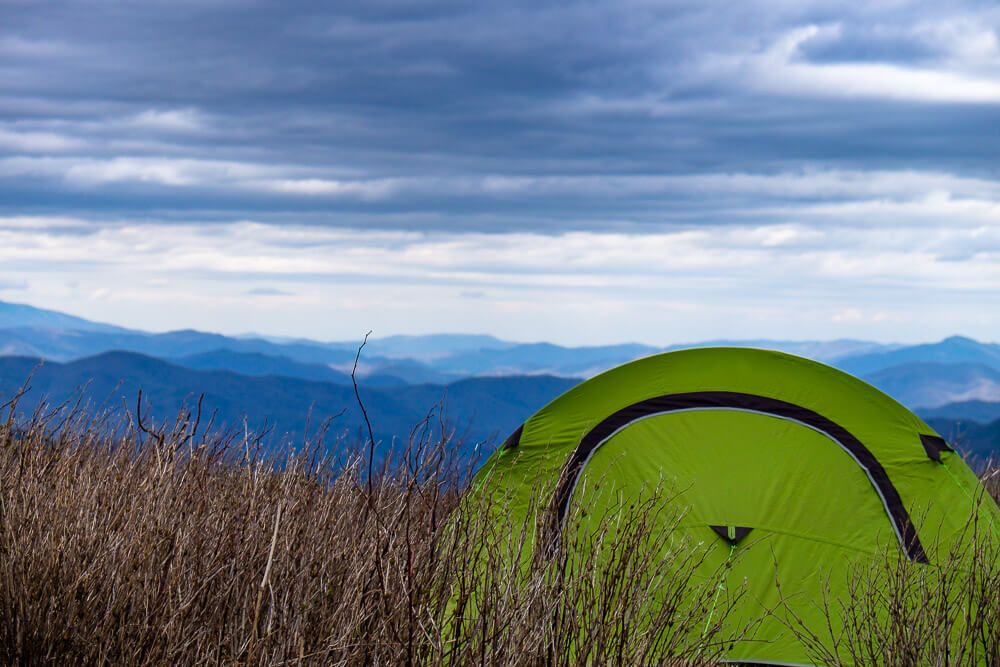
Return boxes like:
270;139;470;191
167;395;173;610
351;330;377;495
250;503;283;658
186;393;204;447
135;390;165;447
2;364;39;423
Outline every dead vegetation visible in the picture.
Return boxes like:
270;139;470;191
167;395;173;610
783;502;1000;666
0;396;739;666
0;392;996;666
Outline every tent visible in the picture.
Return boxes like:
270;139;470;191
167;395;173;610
472;347;999;665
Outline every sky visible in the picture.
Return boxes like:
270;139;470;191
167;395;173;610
1;0;999;345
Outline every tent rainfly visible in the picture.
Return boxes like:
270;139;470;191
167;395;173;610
471;347;1000;666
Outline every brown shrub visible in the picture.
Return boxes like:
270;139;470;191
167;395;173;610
781;463;1000;666
0;400;737;666
983;461;1000;507
1;394;996;666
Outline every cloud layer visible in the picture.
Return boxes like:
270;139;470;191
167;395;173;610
1;1;998;342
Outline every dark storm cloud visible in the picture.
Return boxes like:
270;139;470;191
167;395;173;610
1;0;999;230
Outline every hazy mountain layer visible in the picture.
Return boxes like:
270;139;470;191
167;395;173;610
0;300;998;456
0;352;578;458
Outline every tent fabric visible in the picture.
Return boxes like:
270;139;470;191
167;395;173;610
472;347;1000;665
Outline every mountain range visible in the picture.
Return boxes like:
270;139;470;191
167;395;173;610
0;352;577;463
0;299;998;459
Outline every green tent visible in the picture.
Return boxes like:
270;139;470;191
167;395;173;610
472;347;999;665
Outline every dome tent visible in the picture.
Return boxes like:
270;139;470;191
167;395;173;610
470;347;999;665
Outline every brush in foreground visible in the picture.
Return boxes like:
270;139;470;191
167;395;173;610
0;402;997;665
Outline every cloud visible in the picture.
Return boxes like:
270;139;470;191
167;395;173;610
709;23;1000;104
261;178;402;200
128;109;207;133
4;214;997;343
1;1;999;342
2;216;997;292
0;156;277;188
0;35;77;58
0;277;29;291
831;308;863;323
0;128;87;152
912;18;1000;65
5;152;996;225
245;287;295;297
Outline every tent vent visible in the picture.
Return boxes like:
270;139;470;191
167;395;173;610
919;434;953;463
501;425;524;450
710;525;753;546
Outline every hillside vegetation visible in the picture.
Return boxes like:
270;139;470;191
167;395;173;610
0;398;997;665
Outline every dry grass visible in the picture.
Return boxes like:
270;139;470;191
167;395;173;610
0;400;738;666
783;463;1000;667
983;461;1000;507
0;394;997;666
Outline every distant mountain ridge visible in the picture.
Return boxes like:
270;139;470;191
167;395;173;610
0;300;916;380
0;352;578;458
919;400;1000;425
0;299;997;457
0;300;127;334
0;325;360;365
838;336;1000;375
173;349;408;388
0;351;996;460
433;342;661;377
862;363;1000;409
664;339;899;363
363;334;516;361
